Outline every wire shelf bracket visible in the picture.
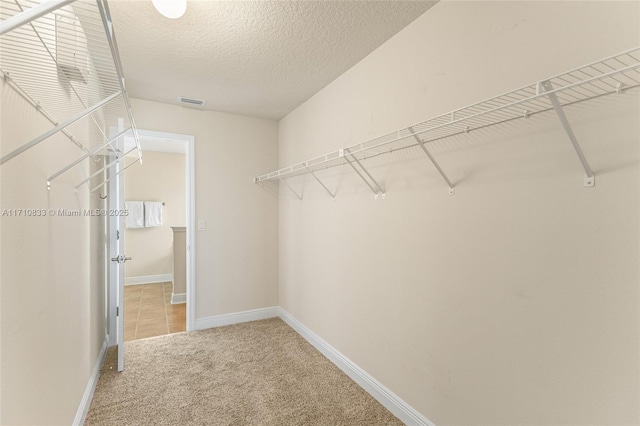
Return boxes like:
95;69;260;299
408;126;455;195
89;154;138;193
342;148;385;200
74;146;136;191
279;176;303;201
305;164;336;199
46;126;132;189
0;90;121;165
2;70;88;153
255;47;640;198
539;80;595;187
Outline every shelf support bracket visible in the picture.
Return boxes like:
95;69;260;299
342;148;385;199
2;71;89;154
305;165;335;199
408;127;455;195
90;158;140;194
540;80;595;187
75;147;136;190
278;177;303;201
0;90;122;166
47;127;132;189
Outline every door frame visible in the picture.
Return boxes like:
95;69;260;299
106;147;125;353
107;129;196;346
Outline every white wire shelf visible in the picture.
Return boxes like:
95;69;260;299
255;47;640;198
0;0;141;192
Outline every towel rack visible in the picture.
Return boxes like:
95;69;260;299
255;47;640;200
0;0;142;191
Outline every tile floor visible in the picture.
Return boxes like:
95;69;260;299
124;282;186;341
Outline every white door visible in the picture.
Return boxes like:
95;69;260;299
108;130;129;372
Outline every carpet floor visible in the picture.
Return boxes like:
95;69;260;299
85;318;403;425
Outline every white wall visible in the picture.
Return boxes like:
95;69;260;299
128;99;279;319
0;17;107;425
124;151;186;279
278;1;639;424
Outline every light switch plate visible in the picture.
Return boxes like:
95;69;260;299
197;219;206;231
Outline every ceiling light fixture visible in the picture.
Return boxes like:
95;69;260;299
151;0;187;19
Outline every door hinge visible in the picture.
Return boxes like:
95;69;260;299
117;230;120;240
117;306;119;316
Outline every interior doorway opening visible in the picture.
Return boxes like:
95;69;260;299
107;129;195;367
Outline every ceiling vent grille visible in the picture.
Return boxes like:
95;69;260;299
178;96;206;106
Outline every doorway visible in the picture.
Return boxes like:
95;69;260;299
107;129;195;367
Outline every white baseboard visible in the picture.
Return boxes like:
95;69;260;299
193;306;432;424
278;308;434;426
171;292;186;304
73;335;109;426
125;274;173;285
195;306;279;330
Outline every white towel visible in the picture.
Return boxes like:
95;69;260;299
144;201;163;227
125;201;144;229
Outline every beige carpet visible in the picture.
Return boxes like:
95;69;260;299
85;318;403;425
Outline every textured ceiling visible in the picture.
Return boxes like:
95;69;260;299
107;0;437;120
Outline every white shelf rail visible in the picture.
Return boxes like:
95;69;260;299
0;0;142;191
255;47;640;198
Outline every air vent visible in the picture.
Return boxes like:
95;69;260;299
178;96;206;107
